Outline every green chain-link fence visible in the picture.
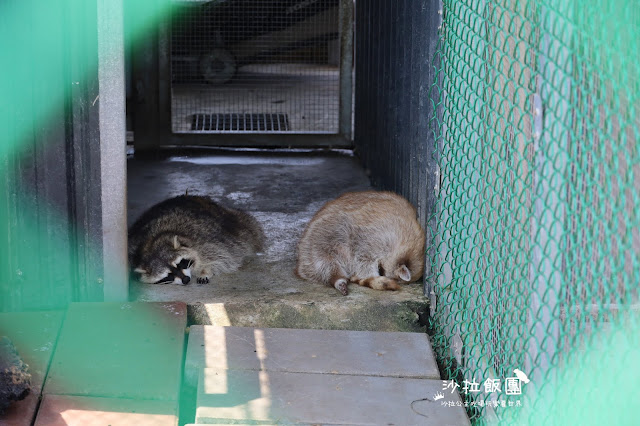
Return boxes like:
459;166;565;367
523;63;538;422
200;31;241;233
427;0;639;423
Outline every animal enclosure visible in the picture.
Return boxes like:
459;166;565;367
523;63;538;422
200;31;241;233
2;0;638;422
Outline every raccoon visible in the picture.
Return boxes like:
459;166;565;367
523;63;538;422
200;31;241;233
129;195;265;285
296;191;425;295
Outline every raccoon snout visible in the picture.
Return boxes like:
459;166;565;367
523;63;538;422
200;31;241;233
176;268;191;285
171;262;192;285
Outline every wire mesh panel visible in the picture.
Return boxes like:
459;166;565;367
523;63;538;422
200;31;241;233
170;0;341;134
353;0;440;225
427;0;639;423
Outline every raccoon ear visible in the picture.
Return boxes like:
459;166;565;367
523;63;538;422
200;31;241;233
173;235;189;249
397;264;411;282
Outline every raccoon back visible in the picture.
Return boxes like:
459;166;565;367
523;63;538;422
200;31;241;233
129;195;265;263
296;191;425;283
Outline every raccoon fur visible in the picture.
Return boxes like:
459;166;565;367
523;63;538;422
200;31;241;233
129;195;265;285
296;190;425;295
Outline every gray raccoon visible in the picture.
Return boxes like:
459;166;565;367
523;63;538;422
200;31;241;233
296;191;425;295
129;195;265;285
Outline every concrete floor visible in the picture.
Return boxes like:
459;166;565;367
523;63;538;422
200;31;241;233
0;307;468;425
127;148;428;331
187;326;469;425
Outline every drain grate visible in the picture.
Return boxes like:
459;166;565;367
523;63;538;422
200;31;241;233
191;113;290;132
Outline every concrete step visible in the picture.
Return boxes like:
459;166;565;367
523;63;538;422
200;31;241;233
44;302;187;401
137;281;428;333
34;395;177;426
0;311;64;426
187;326;469;425
196;368;469;425
185;325;440;388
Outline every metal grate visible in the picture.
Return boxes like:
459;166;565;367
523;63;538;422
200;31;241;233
191;113;290;131
170;0;341;134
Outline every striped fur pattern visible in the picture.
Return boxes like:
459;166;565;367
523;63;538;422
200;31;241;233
129;195;264;285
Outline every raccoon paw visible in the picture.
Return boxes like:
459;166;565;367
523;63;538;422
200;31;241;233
333;278;349;296
379;277;400;291
197;277;210;284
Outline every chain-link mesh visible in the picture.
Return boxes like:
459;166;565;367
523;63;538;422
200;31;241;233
427;0;639;423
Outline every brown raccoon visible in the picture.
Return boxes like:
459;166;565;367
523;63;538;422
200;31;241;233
296;190;425;295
